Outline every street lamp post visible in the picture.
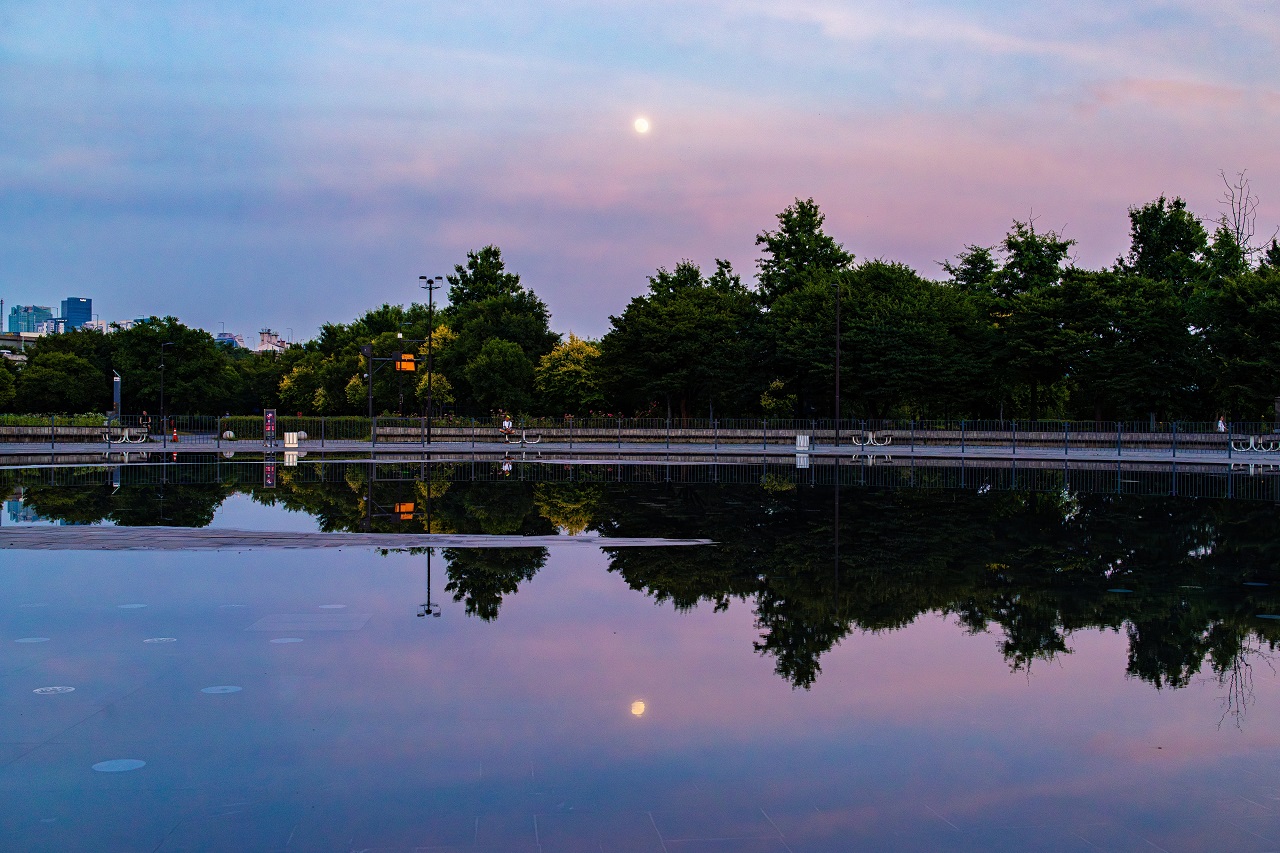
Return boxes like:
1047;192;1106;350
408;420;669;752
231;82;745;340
159;341;173;448
833;278;841;448
419;275;444;445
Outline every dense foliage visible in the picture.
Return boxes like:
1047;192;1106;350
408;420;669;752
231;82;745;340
7;193;1280;420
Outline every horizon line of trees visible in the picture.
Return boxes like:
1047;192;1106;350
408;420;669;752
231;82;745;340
5;174;1280;422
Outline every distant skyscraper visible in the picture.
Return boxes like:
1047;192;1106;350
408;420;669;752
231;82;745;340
61;297;91;329
7;305;53;333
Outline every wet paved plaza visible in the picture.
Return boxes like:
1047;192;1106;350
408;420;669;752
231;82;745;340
5;461;1280;851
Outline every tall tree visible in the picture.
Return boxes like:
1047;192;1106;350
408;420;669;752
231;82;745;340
439;246;558;411
755;198;854;306
535;334;605;415
599;259;760;418
1118;195;1209;291
109;318;238;415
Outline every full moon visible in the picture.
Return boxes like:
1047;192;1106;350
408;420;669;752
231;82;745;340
630;700;646;716
633;117;650;134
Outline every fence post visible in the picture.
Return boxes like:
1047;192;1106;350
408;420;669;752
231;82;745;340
1228;421;1232;459
1117;421;1121;457
960;419;965;454
910;419;915;453
665;417;669;450
763;417;767;450
1012;420;1017;455
372;416;377;449
1064;420;1069;456
422;415;426;448
714;419;718;451
570;416;574;449
617;415;621;449
216;417;221;449
1171;420;1177;458
51;414;56;450
321;416;325;449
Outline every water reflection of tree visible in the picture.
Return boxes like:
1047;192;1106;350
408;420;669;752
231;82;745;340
20;482;229;527
19;466;1280;696
595;483;1280;692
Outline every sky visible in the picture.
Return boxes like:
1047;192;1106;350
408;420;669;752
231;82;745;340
2;0;1278;341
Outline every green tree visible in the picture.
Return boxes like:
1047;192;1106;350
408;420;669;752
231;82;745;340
755;198;854;306
465;339;535;413
1118;195;1209;291
440;246;558;411
1197;265;1280;418
839;261;990;418
15;351;108;413
991;221;1077;419
1065;270;1203;420
535;334;604;415
599;259;760;418
109;317;238;415
0;364;16;411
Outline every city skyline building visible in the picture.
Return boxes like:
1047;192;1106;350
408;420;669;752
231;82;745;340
61;297;91;329
7;305;53;334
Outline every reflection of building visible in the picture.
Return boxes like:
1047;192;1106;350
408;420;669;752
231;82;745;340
8;305;53;333
5;499;39;524
61;297;91;329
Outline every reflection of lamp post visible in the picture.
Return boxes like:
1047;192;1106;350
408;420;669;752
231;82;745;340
418;548;441;618
419;275;443;444
419;462;441;617
159;341;174;448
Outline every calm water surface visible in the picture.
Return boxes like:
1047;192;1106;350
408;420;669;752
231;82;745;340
4;461;1280;852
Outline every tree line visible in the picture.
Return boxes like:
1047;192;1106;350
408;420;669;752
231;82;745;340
6;181;1280;421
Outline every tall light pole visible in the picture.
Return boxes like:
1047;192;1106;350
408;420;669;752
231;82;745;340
419;275;444;445
159;341;174;447
833;277;841;448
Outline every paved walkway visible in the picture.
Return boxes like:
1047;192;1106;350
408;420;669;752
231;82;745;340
0;526;714;551
0;438;1270;468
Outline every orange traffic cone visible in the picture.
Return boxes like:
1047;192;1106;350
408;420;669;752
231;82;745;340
172;426;179;443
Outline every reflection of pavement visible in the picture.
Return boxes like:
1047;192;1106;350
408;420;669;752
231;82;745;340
0;526;714;551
